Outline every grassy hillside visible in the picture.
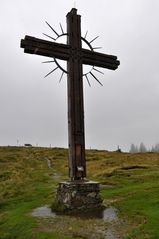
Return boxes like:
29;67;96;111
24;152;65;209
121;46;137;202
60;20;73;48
0;146;159;239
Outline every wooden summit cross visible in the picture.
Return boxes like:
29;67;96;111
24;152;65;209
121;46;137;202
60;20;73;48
21;8;120;181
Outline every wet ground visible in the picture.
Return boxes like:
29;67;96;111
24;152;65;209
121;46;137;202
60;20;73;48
32;205;118;222
32;205;56;218
32;205;121;239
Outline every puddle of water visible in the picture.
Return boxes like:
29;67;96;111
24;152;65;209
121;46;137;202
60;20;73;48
32;205;118;223
61;207;118;222
103;207;118;222
32;205;55;218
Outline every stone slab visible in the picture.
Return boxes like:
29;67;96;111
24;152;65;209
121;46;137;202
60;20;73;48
56;180;103;210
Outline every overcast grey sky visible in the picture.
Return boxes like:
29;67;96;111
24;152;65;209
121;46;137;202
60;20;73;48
0;0;159;151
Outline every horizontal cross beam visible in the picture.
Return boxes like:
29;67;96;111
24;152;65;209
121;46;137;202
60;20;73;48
82;49;120;70
21;36;120;70
21;36;70;60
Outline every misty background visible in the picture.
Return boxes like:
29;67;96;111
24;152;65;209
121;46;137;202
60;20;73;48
0;0;159;151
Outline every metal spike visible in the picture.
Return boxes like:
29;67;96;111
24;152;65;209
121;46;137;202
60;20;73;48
60;23;64;34
84;30;88;39
90;72;103;86
43;33;55;41
59;71;64;83
93;47;102;50
45;21;59;37
42;60;55;63
89;36;99;44
93;67;104;75
44;66;58;78
85;74;91;87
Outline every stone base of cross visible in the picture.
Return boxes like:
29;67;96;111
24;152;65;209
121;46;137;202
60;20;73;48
57;181;102;211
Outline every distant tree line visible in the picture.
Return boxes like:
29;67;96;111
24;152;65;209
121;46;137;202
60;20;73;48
129;143;159;153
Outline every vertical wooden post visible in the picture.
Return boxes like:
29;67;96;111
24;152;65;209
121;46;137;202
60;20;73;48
67;8;86;180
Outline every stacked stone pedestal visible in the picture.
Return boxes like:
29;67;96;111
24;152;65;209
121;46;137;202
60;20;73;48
57;181;103;211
